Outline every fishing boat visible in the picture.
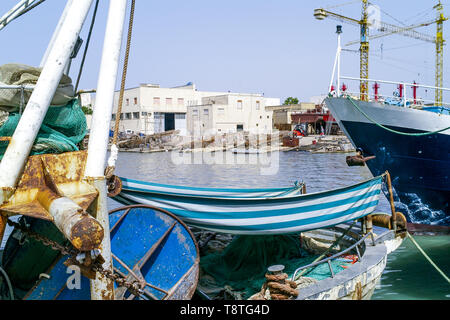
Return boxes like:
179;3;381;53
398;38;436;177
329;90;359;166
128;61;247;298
0;0;407;301
0;0;202;300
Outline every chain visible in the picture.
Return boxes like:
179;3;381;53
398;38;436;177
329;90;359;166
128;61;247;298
6;219;77;256
91;263;144;296
6;218;145;299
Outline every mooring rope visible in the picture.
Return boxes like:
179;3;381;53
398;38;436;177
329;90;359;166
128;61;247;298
406;232;450;285
346;96;450;136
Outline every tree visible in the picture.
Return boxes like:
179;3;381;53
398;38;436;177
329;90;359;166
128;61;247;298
81;105;93;115
283;97;299;105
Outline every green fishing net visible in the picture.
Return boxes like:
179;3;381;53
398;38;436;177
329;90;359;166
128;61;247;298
199;234;352;299
0;99;87;159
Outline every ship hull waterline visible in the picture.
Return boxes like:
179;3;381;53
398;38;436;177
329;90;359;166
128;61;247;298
325;97;450;227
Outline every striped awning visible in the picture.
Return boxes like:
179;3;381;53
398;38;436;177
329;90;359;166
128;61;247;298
113;176;383;235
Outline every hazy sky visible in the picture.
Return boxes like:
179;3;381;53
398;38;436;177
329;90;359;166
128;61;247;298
1;0;449;103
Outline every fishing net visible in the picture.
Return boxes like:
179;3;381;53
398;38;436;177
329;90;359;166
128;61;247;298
0;63;73;111
199;234;355;299
0;98;87;160
0;63;86;159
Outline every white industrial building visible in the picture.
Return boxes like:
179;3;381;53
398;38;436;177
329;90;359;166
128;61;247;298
97;82;280;136
187;94;279;136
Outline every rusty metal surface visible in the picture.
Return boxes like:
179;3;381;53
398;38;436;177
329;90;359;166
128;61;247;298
0;151;103;251
107;175;122;198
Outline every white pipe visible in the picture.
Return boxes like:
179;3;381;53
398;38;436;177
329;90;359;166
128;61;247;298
84;0;127;178
40;0;74;68
329;48;339;93
337;32;341;97
0;0;93;189
84;0;127;301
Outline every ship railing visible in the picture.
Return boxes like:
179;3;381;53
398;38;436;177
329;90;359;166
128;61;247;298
333;76;450;109
338;91;450;108
291;230;375;281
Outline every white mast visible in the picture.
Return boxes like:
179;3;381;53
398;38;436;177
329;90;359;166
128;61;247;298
84;0;128;300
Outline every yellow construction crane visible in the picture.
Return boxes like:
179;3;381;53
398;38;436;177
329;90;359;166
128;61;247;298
314;0;370;100
314;1;447;105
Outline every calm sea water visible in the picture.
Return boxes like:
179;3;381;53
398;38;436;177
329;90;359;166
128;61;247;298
111;150;449;300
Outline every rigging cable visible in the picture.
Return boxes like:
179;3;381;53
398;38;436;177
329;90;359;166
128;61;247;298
74;0;100;94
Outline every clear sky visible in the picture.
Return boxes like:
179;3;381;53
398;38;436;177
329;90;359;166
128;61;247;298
1;0;449;103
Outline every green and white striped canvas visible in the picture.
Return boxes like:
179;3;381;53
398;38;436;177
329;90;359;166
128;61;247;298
113;176;383;235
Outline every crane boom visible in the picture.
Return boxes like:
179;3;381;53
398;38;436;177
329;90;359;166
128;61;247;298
345;19;438;46
315;1;447;106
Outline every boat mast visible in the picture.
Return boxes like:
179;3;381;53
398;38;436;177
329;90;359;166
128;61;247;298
84;0;128;300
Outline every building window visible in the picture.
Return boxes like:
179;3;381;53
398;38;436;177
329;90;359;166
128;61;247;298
133;112;140;119
125;112;132;120
120;113;124;120
178;98;184;106
126;98;129;106
141;112;148;116
192;109;198;116
153;97;160;105
236;124;244;131
112;114;116;120
134;97;138;105
166;98;173;105
204;109;209;116
256;101;260;110
175;113;185;119
237;100;243;110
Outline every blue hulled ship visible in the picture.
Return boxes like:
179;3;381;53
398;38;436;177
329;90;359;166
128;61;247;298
325;96;450;226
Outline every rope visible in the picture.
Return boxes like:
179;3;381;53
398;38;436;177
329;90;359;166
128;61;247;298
346;96;450;136
0;266;14;300
406;232;450;284
74;0;100;93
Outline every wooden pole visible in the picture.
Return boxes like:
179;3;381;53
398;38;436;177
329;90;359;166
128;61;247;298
385;171;397;231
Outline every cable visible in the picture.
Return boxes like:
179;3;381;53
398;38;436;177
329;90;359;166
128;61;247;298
74;0;100;93
0;266;14;300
